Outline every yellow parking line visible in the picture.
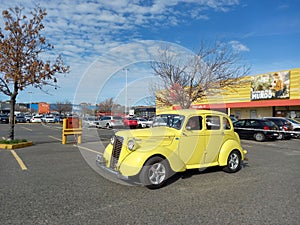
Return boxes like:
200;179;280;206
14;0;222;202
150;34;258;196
11;150;28;170
76;145;101;154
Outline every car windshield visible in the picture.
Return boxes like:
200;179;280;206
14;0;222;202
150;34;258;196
152;114;185;130
288;118;300;124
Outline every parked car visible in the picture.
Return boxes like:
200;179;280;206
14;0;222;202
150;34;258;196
286;118;300;138
0;114;9;123
147;117;154;127
98;116;124;128
83;116;99;128
96;109;247;189
230;115;238;123
16;115;26;123
123;117;138;129
233;119;279;141
263;117;293;140
41;115;55;123
30;115;42;123
54;115;65;123
25;115;32;122
135;117;152;128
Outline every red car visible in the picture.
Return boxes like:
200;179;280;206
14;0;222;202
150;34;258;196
123;118;138;129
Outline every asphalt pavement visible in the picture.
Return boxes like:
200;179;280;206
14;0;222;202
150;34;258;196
0;123;299;225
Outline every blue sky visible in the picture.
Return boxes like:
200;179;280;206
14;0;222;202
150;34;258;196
0;0;299;106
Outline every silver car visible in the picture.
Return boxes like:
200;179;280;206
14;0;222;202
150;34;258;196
98;116;124;128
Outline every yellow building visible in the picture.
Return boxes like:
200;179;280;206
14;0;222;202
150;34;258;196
160;68;300;119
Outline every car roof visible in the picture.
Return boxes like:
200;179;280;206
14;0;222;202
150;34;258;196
157;109;228;117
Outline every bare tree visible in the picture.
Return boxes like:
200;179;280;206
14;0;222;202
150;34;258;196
98;98;114;113
151;41;250;109
98;98;124;115
0;6;69;139
53;100;72;115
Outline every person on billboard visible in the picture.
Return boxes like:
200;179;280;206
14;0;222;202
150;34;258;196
273;73;284;98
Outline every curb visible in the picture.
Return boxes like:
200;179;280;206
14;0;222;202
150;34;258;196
0;141;33;150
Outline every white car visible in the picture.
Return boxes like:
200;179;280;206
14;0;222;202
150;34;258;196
30;115;42;123
136;117;152;128
42;115;55;123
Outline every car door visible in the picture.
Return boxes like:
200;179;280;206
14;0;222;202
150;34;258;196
99;116;109;127
203;115;224;164
178;116;206;168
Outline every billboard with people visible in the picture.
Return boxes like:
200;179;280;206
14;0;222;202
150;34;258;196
251;71;290;100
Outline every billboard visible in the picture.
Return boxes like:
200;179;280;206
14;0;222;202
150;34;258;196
251;71;290;100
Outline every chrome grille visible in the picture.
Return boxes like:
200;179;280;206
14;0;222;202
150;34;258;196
110;136;123;169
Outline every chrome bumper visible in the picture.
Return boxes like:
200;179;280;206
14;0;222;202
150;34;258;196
96;154;129;180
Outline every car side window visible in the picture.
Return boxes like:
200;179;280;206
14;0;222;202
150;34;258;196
223;117;231;130
206;116;220;130
233;120;244;127
186;116;202;130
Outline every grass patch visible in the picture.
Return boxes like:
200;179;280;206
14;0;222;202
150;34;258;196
0;139;28;144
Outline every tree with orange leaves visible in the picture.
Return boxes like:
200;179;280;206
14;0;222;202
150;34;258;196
0;6;69;140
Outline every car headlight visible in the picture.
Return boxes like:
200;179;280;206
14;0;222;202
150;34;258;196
110;136;115;145
127;139;135;150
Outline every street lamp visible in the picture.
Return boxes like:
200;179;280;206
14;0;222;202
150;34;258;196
123;68;129;116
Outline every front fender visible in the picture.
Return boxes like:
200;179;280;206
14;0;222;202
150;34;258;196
119;147;186;177
218;139;246;166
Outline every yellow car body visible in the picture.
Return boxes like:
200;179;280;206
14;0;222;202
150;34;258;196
97;109;247;188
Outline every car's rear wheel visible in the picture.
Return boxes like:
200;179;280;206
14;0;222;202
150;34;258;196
223;150;241;173
139;156;171;189
254;132;265;142
277;132;284;140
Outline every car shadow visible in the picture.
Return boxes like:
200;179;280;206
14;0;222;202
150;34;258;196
164;162;250;188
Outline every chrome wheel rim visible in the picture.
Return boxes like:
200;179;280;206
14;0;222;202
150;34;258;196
148;162;166;185
255;133;264;141
228;153;239;170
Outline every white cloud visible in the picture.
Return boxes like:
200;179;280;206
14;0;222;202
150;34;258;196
229;40;250;52
1;0;241;104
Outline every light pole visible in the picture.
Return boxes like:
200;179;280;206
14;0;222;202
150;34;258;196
123;68;129;116
28;91;33;114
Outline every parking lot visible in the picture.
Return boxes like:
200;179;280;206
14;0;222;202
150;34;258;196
0;123;299;225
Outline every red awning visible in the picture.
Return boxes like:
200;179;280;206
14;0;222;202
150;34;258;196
188;99;300;109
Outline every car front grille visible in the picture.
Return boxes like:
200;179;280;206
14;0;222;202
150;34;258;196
110;136;123;170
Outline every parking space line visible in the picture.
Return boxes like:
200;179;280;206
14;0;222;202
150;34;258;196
21;126;32;131
10;150;28;170
48;135;61;141
76;145;101;154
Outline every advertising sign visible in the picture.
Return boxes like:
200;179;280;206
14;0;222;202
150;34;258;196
251;71;290;100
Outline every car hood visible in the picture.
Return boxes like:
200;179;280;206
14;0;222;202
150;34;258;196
115;126;178;146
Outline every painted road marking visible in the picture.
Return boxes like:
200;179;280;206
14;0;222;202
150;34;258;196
48;135;61;141
21;126;32;131
76;145;101;154
11;150;28;170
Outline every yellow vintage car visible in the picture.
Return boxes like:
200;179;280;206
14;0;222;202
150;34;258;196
96;109;247;189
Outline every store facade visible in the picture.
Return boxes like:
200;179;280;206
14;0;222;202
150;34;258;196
162;68;300;119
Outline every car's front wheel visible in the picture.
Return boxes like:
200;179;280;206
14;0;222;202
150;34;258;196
139;156;171;189
223;150;241;173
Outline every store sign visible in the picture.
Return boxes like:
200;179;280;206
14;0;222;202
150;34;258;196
251;71;290;100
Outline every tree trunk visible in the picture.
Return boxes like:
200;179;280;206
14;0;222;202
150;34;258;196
8;93;17;140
